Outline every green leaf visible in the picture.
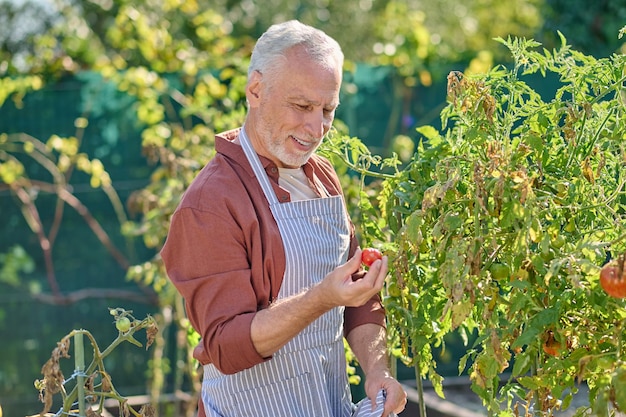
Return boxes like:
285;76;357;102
458;351;472;375
525;132;543;152
404;211;424;247
429;370;445;398
512;308;558;348
518;376;540;390
416;125;442;145
511;351;531;376
532;307;559;326
443;213;462;231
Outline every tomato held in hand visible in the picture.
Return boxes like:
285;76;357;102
600;263;626;298
361;248;383;267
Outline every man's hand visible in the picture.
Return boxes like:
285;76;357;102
364;369;407;417
316;249;388;310
347;323;407;417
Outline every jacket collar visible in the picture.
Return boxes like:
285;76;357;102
215;127;318;184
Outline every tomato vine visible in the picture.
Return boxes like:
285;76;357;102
331;34;626;416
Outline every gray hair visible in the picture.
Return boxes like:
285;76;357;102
248;20;344;81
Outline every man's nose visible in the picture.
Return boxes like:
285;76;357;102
304;109;329;139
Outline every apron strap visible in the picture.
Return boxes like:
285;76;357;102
239;128;280;205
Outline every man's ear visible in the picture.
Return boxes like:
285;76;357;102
246;70;263;107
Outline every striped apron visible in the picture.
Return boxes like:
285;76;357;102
201;129;386;417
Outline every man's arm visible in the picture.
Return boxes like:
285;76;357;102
250;249;386;357
347;324;407;417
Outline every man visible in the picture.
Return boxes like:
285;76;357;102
161;20;407;417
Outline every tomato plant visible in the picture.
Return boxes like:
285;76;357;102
362;248;383;267
328;33;626;416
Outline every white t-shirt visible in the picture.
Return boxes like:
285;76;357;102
278;166;329;201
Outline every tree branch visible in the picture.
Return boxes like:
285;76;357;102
30;180;131;270
32;287;158;305
12;184;62;297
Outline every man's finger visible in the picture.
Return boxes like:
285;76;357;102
363;256;387;290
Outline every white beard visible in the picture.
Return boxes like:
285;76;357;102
267;136;319;167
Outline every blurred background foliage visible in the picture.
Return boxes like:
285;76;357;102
0;0;625;416
2;0;625;77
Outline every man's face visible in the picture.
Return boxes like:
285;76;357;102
247;46;342;168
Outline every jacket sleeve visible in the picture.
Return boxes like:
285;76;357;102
161;206;268;374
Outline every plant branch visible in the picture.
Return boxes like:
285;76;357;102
27;179;131;269
12;184;62;296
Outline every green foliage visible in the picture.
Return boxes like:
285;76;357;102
0;75;43;107
113;9;250;271
0;246;34;287
1;0;548;79
370;1;433;87
337;34;626;415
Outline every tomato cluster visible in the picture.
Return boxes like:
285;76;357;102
110;307;133;333
599;257;626;298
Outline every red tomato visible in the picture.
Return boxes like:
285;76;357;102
542;341;561;357
599;263;626;298
542;330;562;357
361;248;383;267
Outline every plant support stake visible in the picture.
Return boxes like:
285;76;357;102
75;331;86;417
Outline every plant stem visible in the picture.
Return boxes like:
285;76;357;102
590;73;626;105
414;359;427;417
580;107;615;160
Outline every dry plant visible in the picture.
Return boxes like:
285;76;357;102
31;308;158;417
